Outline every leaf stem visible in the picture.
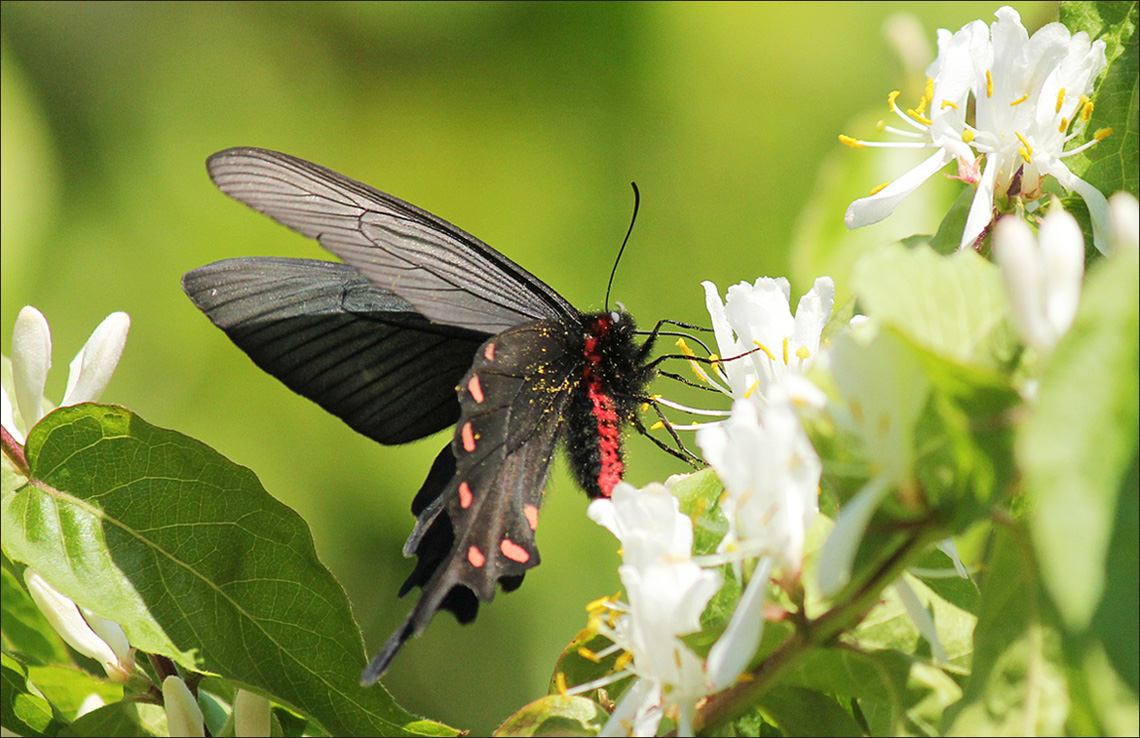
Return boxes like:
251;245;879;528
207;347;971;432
2;424;29;475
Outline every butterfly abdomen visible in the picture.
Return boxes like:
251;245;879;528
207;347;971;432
566;312;652;498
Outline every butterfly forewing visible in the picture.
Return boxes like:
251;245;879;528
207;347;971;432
182;257;488;444
206;147;578;334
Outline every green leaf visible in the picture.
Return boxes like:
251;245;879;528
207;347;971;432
1;553;73;667
670;468;728;556
2;652;65;737
493;694;607;737
757;687;864;737
1023;250;1140;634
851;243;1013;370
943;525;1070;736
780;646;961;736
64;700;167;737
1;404;455;737
1060;0;1140;198
24;665;122;722
549;630;631;705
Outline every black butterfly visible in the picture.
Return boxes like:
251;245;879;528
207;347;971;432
183;148;667;684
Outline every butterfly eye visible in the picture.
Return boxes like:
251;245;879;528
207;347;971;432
611;310;623;324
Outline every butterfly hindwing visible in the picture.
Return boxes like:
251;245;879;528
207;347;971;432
206;148;579;335
182;257;489;444
362;320;582;683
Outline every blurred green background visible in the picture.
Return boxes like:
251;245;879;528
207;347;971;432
2;1;1052;732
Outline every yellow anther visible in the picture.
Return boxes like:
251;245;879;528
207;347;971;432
782;337;789;365
578;647;602;664
985;70;993;98
876;120;886;131
869;182;890;196
1058;117;1069;133
555;672;569;696
962;129;976;143
906;108;933;126
586;595;611;613
752;341;776;362
1081;100;1094;122
640;402;649;413
615;651;634;670
675;337;695;356
838;134;865;149
708;353;721;364
887;90;901;109
1009;93;1029;106
650;421;665;431
1094;128;1113;141
742;379;761;399
1015;131;1032;163
796;346;811;360
1056;88;1066;113
924;77;934;103
940;100;958;110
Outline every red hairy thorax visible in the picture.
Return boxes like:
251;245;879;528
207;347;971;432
583;315;624;496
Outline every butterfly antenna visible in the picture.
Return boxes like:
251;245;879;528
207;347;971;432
605;182;640;312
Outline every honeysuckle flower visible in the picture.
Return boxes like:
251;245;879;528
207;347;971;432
585;483;722;736
162;675;205;737
993;204;1084;353
818;327;932;596
2;307;130;444
1108;191;1139;255
24;570;135;682
234;690;272;737
843;6;1110;252
696;393;820;578
700;276;834;404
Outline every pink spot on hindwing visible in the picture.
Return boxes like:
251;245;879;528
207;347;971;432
458;481;473;508
467;375;485;403
500;538;530;563
467;546;486;567
461;422;477;452
523;504;539;531
484;343;495;361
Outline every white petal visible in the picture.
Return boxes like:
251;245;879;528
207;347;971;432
235;690;272;738
11;306;52;431
936;539;970;579
1048;161;1110;255
62;312;130;406
162;676;205;738
959;155;1001;249
818;477;893;596
76;693;106;718
2;384;21;445
895;576;949;664
1037;207;1084;341
845;149;955;229
601;678;662;738
24;570;130;682
994;215;1052;350
707;556;773;690
1108;192;1139;255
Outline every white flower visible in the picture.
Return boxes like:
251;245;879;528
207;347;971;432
696;394;820;577
701;276;833;404
586;483;722;736
993;204;1084;353
24;569;134;682
817;328;932;595
1108;191;1139;255
843;6;1110;252
2;307;130;444
162;675;205;737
